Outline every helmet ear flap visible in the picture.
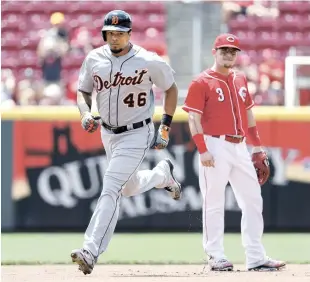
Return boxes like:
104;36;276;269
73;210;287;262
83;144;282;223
102;31;107;41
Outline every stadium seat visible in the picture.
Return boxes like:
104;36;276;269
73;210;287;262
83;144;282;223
300;16;310;32
229;15;253;32
47;1;75;13
2;1;24;14
2;37;21;51
278;1;303;15
114;2;141;14
143;1;165;14
253;17;277;32
24;2;49;14
277;15;302;32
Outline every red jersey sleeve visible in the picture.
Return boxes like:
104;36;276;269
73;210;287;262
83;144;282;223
243;76;254;110
182;80;206;114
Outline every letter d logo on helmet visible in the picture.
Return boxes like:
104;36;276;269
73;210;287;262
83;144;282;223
102;10;132;41
111;16;119;25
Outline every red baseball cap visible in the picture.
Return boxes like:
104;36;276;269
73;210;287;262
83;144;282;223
213;33;241;51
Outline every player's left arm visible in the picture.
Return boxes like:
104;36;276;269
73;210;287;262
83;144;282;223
243;75;270;185
150;82;178;149
246;108;263;153
163;82;178;117
243;75;263;152
149;54;178;149
247;106;270;186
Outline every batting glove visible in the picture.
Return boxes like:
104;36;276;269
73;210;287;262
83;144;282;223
150;124;170;149
81;112;100;133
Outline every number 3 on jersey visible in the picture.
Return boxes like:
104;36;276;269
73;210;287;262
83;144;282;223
216;88;224;102
216;87;247;102
123;92;147;108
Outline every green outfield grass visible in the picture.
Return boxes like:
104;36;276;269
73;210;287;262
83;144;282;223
1;233;310;265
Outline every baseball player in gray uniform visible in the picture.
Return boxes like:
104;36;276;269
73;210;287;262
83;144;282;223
70;10;182;275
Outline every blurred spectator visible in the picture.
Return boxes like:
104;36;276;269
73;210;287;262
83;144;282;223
221;1;253;32
5;1;305;107
1;69;16;108
15;80;37;106
37;12;69;86
45;12;69;43
246;1;279;18
39;83;64;105
38;37;64;84
19;68;44;99
236;53;259;95
222;1;254;22
235;49;285;106
268;81;284;105
221;0;279;32
222;0;278;22
14;68;67;106
258;49;285;85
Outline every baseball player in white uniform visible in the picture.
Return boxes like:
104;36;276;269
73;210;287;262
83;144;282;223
71;10;182;275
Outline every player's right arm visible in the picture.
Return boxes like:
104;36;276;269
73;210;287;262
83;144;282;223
77;90;92;116
188;111;214;167
182;81;214;167
77;54;100;133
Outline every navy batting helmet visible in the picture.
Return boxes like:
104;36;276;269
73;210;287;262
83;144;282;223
102;10;132;41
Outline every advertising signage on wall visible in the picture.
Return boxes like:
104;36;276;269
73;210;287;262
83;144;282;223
8;111;310;231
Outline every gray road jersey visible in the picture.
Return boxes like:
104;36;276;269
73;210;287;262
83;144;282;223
78;44;176;127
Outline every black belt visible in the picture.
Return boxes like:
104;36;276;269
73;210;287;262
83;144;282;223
101;118;151;134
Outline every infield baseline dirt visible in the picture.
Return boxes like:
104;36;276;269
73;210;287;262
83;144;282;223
2;264;310;282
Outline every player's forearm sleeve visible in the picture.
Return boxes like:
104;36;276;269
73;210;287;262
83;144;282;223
247;126;262;146
193;134;208;154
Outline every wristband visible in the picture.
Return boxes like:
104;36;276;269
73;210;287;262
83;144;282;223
161;114;173;127
248;126;262;146
193;134;208;154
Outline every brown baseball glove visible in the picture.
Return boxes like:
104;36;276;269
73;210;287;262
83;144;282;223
251;151;270;186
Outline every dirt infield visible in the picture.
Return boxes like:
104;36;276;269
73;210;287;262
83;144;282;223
2;264;310;282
